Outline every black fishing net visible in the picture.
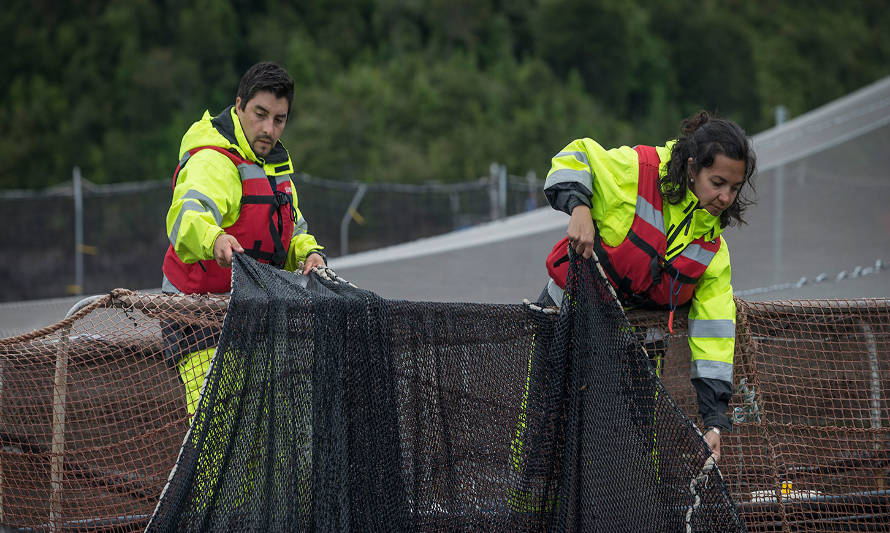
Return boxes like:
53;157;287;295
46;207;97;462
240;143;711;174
145;252;744;532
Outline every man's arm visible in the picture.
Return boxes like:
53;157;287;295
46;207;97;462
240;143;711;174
283;182;325;274
166;150;242;264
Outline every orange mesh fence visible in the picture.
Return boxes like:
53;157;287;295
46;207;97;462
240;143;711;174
637;299;890;531
0;290;227;532
0;291;887;531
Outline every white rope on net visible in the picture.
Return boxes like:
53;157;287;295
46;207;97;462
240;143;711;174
685;455;718;533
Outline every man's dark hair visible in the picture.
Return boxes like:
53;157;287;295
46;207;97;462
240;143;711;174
237;62;295;114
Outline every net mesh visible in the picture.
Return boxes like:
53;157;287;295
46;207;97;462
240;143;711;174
0;254;887;531
144;253;742;532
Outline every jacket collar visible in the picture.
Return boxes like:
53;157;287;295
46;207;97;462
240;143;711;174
210;106;290;166
662;189;725;246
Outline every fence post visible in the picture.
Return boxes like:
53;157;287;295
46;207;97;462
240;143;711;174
49;326;72;532
861;322;884;490
772;106;787;284
340;184;367;256
449;192;461;230
488;163;507;220
525;170;538;211
73;167;84;296
0;356;4;524
488;163;499;221
498;164;507;219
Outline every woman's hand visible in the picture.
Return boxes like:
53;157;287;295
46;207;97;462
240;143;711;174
567;205;596;258
704;428;721;462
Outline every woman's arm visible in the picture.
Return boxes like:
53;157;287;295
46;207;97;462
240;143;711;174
689;240;736;459
543;139;639;256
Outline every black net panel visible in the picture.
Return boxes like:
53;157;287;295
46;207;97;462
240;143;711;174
145;252;743;532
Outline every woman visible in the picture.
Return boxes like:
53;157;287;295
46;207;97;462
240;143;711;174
540;111;756;461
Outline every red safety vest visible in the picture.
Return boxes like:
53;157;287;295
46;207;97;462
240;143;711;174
162;146;296;294
546;145;720;310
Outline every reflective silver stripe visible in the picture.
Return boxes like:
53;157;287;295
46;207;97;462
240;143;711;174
689;319;735;338
237;163;267;181
182;190;222;226
274;175;292;187
168;200;206;245
547;277;563;306
544;168;592;192
161;274;182;294
294;215;308;235
690;359;733;382
635;196;665;234
681;243;717;267
178;152;191;167
555;151;590;168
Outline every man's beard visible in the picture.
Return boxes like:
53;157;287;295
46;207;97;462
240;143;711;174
252;136;274;156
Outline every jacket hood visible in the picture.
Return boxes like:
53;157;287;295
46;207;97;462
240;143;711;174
179;110;232;159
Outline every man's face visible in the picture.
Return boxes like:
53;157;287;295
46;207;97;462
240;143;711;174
235;90;289;158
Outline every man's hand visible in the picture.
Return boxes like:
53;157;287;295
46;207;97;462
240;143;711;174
213;234;244;268
703;428;721;462
301;252;326;275
567;204;596;258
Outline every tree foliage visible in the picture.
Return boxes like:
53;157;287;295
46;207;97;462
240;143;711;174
1;0;888;189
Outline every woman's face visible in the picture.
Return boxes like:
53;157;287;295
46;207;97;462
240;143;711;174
688;154;746;216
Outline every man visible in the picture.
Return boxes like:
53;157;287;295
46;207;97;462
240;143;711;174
161;61;326;414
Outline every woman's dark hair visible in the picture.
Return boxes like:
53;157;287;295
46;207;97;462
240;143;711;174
660;110;756;227
237;62;295;114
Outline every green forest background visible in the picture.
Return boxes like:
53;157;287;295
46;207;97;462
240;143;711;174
3;0;889;190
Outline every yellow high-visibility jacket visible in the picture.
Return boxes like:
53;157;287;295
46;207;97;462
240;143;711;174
162;106;323;293
544;138;734;430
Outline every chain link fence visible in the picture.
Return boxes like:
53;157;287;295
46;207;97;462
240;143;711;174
0;166;543;302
